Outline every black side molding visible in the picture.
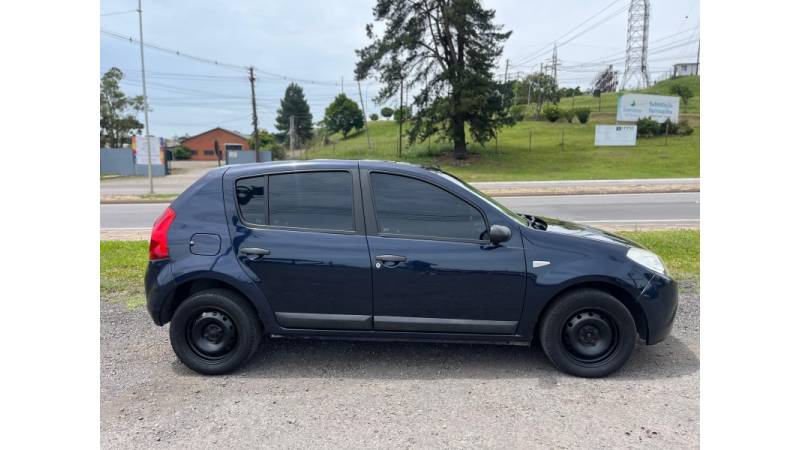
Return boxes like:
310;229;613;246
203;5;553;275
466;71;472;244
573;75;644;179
374;316;518;334
275;312;372;330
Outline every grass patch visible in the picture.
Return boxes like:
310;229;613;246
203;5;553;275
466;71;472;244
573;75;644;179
100;230;699;310
301;119;699;182
296;76;699;182
619;229;700;280
100;240;148;309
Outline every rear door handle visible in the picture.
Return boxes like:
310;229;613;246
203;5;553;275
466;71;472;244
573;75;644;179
240;247;270;260
375;254;406;263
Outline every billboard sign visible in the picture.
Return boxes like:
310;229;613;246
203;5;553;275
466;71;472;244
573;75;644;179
616;94;680;123
595;125;637;146
133;135;162;165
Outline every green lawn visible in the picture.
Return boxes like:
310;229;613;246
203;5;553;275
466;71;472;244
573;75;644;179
101;240;148;309
299;77;699;182
558;75;700;115
619;229;700;280
100;230;698;310
305;119;699;182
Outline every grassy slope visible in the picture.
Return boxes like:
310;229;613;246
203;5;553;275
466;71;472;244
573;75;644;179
557;75;700;115
304;76;699;182
100;230;699;309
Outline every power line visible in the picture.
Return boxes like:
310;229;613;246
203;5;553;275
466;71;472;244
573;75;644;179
509;0;627;68
101;9;138;17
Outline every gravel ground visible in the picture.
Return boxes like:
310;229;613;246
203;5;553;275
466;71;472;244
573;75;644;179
101;281;699;449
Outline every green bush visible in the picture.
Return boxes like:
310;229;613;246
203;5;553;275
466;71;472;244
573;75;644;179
575;107;591;124
668;119;694;136
380;106;394;119
542;104;561;122
636;117;662;137
509;104;528;121
172;146;191;160
369;113;379;121
562;109;575;123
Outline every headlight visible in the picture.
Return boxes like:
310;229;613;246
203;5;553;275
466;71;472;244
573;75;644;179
626;247;667;275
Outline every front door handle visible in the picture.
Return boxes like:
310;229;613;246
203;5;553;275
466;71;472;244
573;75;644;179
240;247;270;260
375;254;406;263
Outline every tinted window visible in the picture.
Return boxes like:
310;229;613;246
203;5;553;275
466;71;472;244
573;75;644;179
370;173;487;240
268;171;354;231
235;176;266;225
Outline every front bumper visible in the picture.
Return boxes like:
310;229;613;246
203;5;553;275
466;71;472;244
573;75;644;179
637;273;679;345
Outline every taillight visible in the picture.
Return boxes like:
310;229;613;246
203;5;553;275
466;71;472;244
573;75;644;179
149;207;176;260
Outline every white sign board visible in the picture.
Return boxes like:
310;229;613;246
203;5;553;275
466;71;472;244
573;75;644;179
595;125;637;146
135;135;161;165
616;94;680;123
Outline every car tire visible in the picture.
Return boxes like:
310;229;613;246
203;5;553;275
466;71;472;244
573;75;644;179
538;288;637;378
169;289;261;375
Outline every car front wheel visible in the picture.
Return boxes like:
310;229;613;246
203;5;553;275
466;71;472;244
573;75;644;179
169;289;261;375
538;288;637;378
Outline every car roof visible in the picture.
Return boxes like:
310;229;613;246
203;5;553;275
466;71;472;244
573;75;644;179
222;159;439;177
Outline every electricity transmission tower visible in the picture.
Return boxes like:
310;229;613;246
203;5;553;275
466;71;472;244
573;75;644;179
620;0;651;90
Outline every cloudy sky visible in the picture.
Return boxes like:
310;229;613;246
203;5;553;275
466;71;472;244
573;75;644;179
100;0;699;138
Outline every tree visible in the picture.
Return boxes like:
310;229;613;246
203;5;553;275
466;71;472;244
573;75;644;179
100;67;145;147
393;105;412;123
513;73;559;117
370;113;380;121
324;94;364;138
669;84;693;106
275;83;313;144
355;0;515;159
380;106;394;118
249;129;286;160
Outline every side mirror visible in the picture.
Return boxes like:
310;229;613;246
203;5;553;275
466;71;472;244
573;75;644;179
489;224;512;245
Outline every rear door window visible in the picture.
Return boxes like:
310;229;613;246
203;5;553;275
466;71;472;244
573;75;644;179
268;171;354;231
370;172;487;241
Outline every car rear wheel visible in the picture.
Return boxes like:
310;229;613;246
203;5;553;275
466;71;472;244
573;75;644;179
169;289;261;375
538;289;637;378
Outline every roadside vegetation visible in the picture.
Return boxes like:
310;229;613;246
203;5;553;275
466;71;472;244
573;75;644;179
303;119;699;182
293;75;700;182
100;229;699;310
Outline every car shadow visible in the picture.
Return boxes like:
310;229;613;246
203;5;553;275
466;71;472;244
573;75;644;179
171;334;698;382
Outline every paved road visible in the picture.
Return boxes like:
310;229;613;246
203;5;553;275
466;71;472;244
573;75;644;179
100;192;700;230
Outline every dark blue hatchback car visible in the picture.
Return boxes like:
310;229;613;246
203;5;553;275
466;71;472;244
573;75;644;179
146;160;677;378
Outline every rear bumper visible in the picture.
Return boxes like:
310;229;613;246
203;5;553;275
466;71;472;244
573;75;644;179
145;260;175;326
637;273;679;345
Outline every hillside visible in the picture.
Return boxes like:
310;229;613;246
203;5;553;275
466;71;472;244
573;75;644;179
301;75;700;182
558;75;700;115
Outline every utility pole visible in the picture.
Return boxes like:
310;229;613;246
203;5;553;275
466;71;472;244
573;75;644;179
357;79;372;151
341;76;344;94
248;66;260;162
695;40;700;75
136;0;153;194
504;59;509;83
397;78;404;158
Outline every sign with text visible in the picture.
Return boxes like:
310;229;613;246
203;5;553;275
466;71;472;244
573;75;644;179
616;94;680;123
134;135;162;165
595;125;637;146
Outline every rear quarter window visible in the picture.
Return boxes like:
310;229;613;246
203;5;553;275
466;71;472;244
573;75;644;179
235;176;266;225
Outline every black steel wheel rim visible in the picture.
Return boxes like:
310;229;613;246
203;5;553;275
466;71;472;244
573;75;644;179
186;309;237;359
562;309;619;364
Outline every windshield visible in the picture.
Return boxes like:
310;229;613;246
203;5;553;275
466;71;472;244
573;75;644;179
431;170;529;226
